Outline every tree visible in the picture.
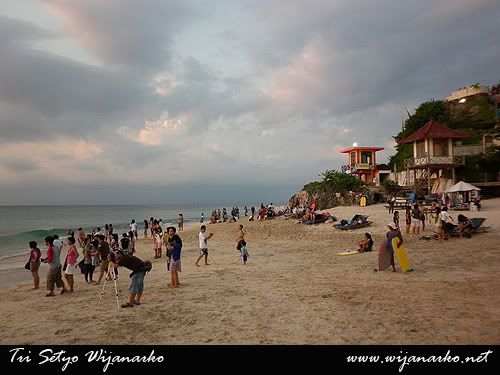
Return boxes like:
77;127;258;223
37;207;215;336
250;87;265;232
381;179;401;196
303;170;363;197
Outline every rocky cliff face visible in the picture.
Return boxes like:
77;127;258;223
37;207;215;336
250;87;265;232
289;189;374;210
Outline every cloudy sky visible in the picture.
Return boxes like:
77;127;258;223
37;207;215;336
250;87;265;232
0;0;499;205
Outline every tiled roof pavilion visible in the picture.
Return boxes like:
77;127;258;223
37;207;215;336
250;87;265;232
397;118;467;145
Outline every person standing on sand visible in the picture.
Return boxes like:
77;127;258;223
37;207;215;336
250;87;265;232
236;224;245;251
77;228;86;248
169;233;182;288
377;224;401;272
178;213;184;231
241;242;249;264
28;241;41;289
42;236;68;296
405;206;411;235
144;219;149;238
82;236;95;283
63;237;79;293
153;231;162;259
94;234;110;285
130;219;138;240
163;226;176;271
196;225;213;267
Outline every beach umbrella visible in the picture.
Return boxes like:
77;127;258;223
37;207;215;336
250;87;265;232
444;181;481;193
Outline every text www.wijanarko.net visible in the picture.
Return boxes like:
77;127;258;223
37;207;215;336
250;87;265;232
346;349;493;372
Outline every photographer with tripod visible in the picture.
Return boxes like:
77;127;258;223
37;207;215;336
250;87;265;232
108;250;150;308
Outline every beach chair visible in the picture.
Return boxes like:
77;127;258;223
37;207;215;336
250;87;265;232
449;218;487;237
334;215;372;230
470;218;487;233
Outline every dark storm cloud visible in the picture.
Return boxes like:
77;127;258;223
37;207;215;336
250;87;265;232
43;0;200;71
2;158;40;173
0;15;54;46
0;17;154;141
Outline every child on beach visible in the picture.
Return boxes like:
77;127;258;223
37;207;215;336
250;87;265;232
241;242;249;264
393;211;400;229
169;234;182;288
153;232;162;258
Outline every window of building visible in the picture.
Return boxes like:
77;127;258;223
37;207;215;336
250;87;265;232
350;151;356;165
433;138;449;156
360;151;372;164
416;140;426;158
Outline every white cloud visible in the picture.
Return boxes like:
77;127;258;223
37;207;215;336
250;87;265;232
261;129;274;137
151;74;178;97
117;112;188;145
208;143;222;153
265;153;285;161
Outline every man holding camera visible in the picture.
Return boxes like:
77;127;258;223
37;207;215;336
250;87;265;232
108;250;148;308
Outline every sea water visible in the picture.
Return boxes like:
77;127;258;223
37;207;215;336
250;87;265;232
0;204;256;269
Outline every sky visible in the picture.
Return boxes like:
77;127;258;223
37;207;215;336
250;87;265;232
0;0;499;205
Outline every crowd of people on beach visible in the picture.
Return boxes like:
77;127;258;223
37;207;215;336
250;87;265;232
25;210;254;308
23;193;485;308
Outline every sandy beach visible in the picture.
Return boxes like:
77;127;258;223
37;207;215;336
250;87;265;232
1;199;499;345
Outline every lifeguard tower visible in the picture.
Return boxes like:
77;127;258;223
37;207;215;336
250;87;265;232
340;146;387;185
397;118;468;194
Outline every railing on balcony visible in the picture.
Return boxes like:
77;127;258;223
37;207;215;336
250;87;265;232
404;155;465;169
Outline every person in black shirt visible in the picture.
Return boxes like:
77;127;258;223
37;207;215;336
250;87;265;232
109;251;148;308
357;233;373;253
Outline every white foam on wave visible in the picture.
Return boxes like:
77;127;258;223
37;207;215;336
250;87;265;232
0;262;25;271
0;250;31;260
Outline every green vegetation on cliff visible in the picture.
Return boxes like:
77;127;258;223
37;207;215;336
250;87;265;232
303;170;363;194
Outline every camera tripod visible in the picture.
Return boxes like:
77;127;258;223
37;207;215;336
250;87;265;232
97;263;121;310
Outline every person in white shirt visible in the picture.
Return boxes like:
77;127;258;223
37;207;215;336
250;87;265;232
196;225;213;267
53;234;64;254
130;219;138;240
438;207;453;241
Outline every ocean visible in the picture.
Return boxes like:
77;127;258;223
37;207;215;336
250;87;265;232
0;203;261;269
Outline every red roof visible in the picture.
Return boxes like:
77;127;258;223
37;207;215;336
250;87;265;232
397;118;467;144
340;146;384;153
